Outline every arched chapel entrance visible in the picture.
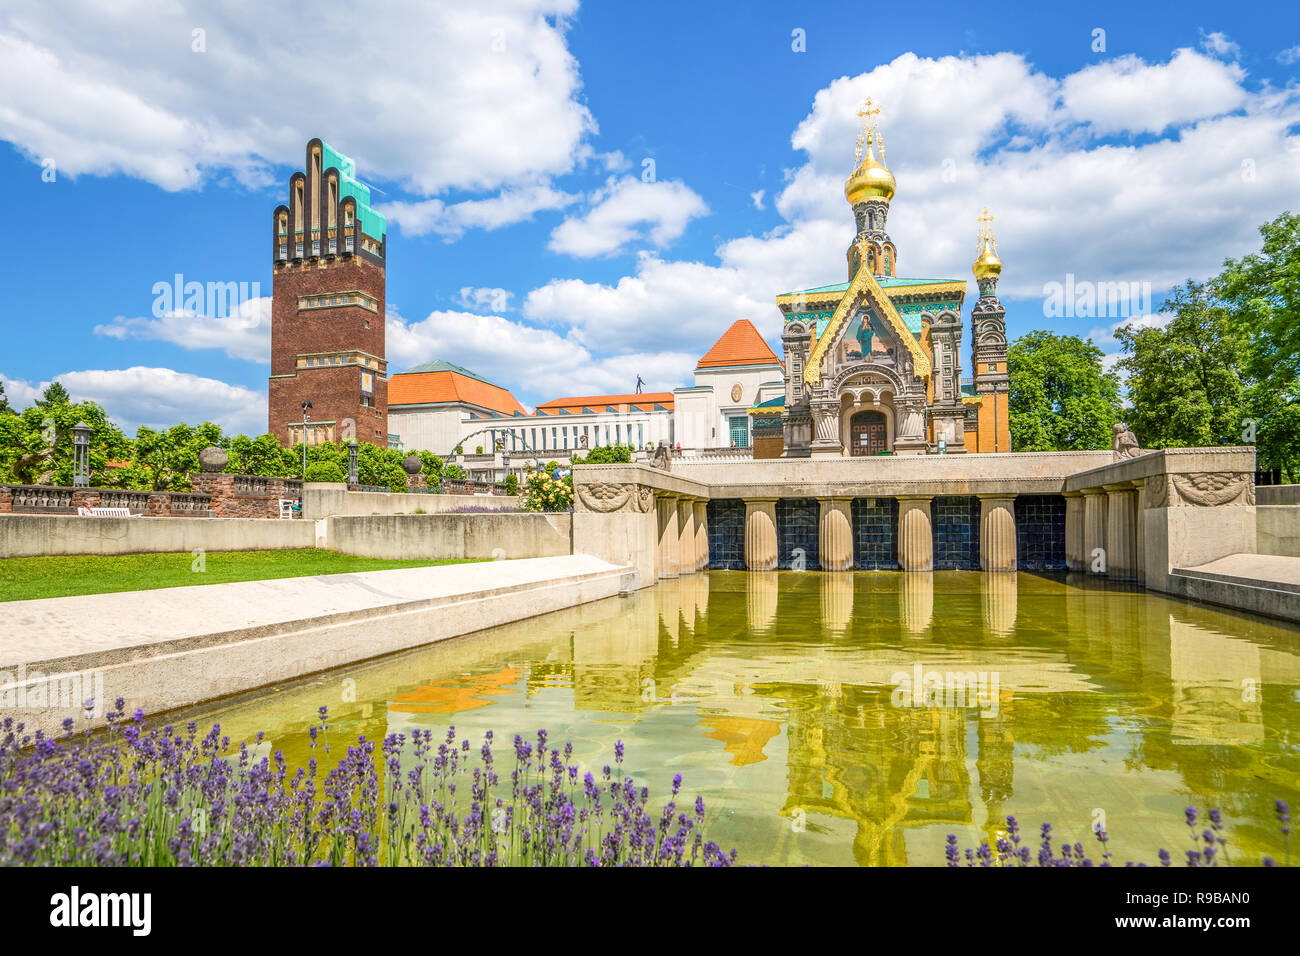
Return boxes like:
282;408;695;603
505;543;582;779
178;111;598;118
849;410;888;457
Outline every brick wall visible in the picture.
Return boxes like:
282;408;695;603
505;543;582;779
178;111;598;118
269;256;388;445
189;473;303;518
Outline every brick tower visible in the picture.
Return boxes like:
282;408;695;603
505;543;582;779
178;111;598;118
267;139;388;448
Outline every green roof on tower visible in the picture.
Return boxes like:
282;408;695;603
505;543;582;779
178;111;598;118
322;141;386;241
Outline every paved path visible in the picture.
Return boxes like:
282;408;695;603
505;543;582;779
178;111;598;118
0;555;632;736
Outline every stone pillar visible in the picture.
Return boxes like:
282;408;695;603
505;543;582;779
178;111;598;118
978;495;1017;572
676;499;695;575
656;496;680;579
1063;492;1085;571
693;500;709;571
1105;483;1138;581
1082;489;1108;575
897;496;933;572
1131;480;1146;586
744;498;778;571
818;497;854;572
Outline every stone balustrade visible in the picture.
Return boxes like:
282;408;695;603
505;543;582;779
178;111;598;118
0;484;213;517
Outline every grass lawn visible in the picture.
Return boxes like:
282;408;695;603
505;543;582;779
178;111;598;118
0;549;483;603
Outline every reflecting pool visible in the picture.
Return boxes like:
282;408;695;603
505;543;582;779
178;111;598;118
180;571;1300;866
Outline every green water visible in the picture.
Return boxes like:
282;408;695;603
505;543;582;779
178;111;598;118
182;571;1300;866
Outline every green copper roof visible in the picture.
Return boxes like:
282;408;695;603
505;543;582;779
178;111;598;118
397;360;491;382
751;396;786;408
322;141;386;241
778;276;966;297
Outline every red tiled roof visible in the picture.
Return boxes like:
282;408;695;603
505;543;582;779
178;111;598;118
388;370;525;415
696;319;781;369
535;392;675;413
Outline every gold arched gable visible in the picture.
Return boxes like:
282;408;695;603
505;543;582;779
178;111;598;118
804;239;931;387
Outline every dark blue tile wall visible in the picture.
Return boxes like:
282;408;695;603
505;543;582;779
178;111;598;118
706;499;746;569
852;496;899;569
777;498;820;569
1015;494;1067;570
933;495;981;570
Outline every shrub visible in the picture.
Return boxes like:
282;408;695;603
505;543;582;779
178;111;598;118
475;445;484;455
304;460;346;482
503;473;519;496
522;469;573;512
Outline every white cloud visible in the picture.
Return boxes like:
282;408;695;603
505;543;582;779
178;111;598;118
0;368;266;434
386;308;695;403
547;177;708;257
1086;312;1172;346
93;297;271;364
0;0;593;195
1279;44;1300;65
1060;48;1246;135
751;189;766;210
0;373;43;408
520;47;1299;363
1200;31;1241;60
382;184;579;239
455;287;513;312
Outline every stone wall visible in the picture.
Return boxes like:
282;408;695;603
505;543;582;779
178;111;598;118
1259;505;1300;557
302;482;521;519
0;515;314;558
325;512;571;561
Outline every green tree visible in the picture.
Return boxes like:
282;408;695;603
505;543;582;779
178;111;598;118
1008;331;1121;451
38;381;71;408
1115;281;1249;448
1214;211;1300;399
0;400;129;486
132;421;227;490
0;379;10;415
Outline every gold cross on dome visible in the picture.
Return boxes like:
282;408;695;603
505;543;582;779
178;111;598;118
857;98;881;124
977;207;995;227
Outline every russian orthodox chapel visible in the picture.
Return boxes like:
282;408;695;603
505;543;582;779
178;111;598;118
777;101;1011;456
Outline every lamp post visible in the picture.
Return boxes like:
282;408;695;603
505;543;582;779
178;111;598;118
72;422;91;487
347;439;359;487
300;400;312;479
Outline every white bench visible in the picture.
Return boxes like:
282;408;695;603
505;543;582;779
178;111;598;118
78;507;135;517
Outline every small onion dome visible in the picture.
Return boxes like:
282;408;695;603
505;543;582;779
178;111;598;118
972;235;1002;280
845;135;896;205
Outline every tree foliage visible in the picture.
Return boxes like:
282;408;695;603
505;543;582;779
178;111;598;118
1008;331;1121;451
1115;281;1249;449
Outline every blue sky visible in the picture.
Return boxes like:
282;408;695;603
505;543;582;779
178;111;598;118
0;0;1297;434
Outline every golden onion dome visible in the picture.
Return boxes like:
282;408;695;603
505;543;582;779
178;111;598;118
972;234;1002;280
845;134;896;205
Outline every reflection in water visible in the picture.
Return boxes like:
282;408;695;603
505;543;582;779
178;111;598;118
820;573;854;634
747;571;779;633
899;571;933;635
181;571;1300;867
981;572;1017;636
